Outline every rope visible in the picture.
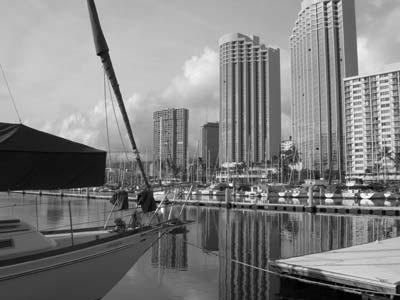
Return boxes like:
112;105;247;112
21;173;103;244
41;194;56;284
0;64;22;123
103;70;112;168
106;77;130;163
181;237;400;297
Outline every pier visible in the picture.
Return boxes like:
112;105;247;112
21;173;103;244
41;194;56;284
270;236;400;297
10;190;400;217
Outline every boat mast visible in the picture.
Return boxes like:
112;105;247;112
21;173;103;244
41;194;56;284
87;0;150;190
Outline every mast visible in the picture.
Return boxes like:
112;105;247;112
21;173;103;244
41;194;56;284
87;0;150;190
159;117;162;181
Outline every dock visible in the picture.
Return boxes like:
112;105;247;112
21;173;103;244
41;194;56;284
9;191;400;217
270;236;400;296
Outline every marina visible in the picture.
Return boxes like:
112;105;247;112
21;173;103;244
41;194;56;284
0;0;399;298
2;192;400;299
13;189;400;218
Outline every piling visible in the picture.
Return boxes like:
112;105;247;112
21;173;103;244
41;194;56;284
308;185;316;213
225;189;231;208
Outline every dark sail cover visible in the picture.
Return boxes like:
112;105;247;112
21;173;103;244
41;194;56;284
0;123;106;191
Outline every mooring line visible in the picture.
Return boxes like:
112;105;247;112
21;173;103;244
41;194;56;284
0;63;22;123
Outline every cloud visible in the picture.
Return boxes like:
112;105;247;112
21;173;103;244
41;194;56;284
36;47;219;158
357;1;400;75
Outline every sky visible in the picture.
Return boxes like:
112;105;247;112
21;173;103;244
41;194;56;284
1;0;400;158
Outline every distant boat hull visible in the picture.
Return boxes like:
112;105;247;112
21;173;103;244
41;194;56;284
0;227;165;300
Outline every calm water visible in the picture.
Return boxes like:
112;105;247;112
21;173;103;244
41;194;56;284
1;192;400;300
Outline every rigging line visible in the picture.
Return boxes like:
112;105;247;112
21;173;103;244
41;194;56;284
103;69;112;168
0;64;22;123
106;77;130;163
181;238;400;297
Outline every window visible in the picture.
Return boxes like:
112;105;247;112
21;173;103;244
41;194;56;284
0;239;13;249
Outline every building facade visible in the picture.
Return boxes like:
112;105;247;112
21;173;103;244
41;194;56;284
219;33;281;166
201;122;219;172
153;108;189;179
281;138;294;152
344;65;400;180
290;0;358;178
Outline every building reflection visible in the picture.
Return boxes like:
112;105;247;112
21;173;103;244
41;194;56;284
218;210;279;300
151;230;188;270
150;205;400;299
217;210;400;300
199;208;219;251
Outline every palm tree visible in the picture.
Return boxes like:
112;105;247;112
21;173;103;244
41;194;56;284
377;146;392;184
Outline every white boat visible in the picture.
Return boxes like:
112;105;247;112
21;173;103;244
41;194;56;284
200;188;213;196
342;190;359;199
360;191;386;200
291;189;303;198
278;191;287;197
244;186;262;198
324;192;334;198
153;190;167;201
384;191;400;200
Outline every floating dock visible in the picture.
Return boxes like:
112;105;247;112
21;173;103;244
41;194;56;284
270;236;400;297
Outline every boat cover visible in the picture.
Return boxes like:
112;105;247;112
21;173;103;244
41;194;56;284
0;123;106;191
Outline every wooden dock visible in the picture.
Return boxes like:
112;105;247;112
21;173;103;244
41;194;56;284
270;236;400;296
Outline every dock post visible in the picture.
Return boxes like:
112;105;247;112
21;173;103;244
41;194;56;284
308;185;316;212
86;187;90;199
225;189;231;208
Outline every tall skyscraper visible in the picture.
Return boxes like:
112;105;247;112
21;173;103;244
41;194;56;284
344;64;400;180
290;0;358;178
153;108;189;179
201;122;219;171
219;33;281;166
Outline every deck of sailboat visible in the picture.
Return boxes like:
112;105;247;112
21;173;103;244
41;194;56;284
0;224;167;268
45;228;116;249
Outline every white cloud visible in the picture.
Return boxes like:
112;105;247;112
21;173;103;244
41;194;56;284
357;3;400;75
357;36;384;75
38;47;219;156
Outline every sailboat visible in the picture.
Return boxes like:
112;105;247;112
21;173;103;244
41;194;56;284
0;1;186;300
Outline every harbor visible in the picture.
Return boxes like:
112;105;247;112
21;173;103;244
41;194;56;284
0;0;399;298
13;184;400;218
2;191;400;300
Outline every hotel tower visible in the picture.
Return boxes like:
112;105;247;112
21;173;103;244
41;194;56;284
290;0;358;178
153;108;189;179
219;33;281;166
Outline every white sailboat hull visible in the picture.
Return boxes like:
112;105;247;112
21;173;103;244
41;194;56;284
0;227;165;300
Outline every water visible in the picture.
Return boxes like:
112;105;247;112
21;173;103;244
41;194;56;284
1;192;399;299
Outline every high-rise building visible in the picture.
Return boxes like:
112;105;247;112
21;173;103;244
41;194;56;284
201;122;219;171
344;64;400;180
290;0;358;178
219;33;281;166
281;138;294;152
153;108;189;179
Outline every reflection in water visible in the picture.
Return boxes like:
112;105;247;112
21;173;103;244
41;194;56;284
200;209;219;251
151;231;188;270
189;208;400;300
